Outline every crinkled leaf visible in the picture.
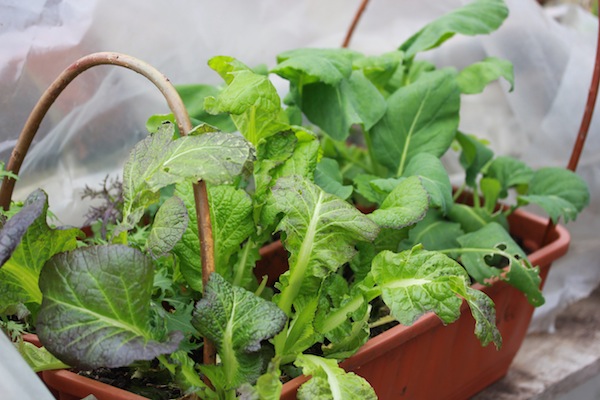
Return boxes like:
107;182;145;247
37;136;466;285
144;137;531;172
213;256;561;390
274;48;359;86
300;70;387;141
456;132;494;187
403;153;453;214
457;57;514;94
400;0;509;58
173;183;254;291
457;222;544;306
315;158;353;200
37;245;183;369
145;196;188;258
369;176;429;229
371;68;460;176
295;354;376;400
484;156;533;197
518;167;590;223
0;190;80;313
270;175;379;315
372;246;468;325
192;273;287;389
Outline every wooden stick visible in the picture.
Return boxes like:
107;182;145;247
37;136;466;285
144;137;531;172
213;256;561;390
342;0;371;48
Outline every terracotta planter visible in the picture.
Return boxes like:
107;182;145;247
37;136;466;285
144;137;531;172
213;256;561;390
24;208;569;400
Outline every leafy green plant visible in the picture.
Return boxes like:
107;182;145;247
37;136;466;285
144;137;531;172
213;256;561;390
0;0;591;399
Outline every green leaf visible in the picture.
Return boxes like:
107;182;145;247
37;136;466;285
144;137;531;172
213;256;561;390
447;203;508;233
315;158;353;200
518;167;590;223
192;273;287;389
371;246;468;325
37;245;183;369
206;57;289;145
456;131;494;187
457;222;544;306
122;126;255;226
173;183;255;291
145;196;188;258
453;286;502;348
371;68;460;176
400;0;509;58
300;70;387;141
369;176;429;229
353;51;404;93
295;354;377;400
273;48;359;86
484;156;533;197
480;177;502;213
176;84;236;132
352;174;386;205
18;340;70;373
402;210;464;251
270;175;379;316
403;153;453;214
0;190;80;313
457;57;514;94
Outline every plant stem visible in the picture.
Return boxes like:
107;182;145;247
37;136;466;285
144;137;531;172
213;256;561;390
342;0;371;48
362;128;382;176
0;51;218;377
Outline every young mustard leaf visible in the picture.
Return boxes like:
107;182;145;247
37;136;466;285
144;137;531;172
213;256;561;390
173;183;255;291
369;176;429;229
484;156;533;197
353;174;387;205
371;246;468;325
192;273;287;389
315;158;353;200
36;245;183;369
402;211;464;252
17;340;70;373
371;68;460;176
353;51;404;93
176;84;236;132
480;177;502;213
403;153;453;214
295;354;377;400
518;167;590;223
399;0;509;58
274;48;359;86
0;190;80;312
456;222;544;306
456;131;494;187
299;70;387;141
447;203;508;233
270;175;379;315
145;196;188;258
457;57;514;94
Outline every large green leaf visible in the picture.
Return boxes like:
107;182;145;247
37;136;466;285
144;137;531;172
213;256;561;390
518;167;590;223
371;68;460;176
270;175;380;316
0;190;80;313
36;245;183;369
206;56;289;145
400;0;509;58
192;273;287;389
368;176;429;229
295;354;377;400
457;57;514;94
122;125;254;227
273;48;359;86
173;183;255;291
403;153;453;214
457;222;544;306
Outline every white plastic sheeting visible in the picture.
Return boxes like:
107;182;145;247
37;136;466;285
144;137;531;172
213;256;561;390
0;0;598;332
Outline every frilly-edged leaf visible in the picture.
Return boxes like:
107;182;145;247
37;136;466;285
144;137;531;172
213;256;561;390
37;245;183;369
173;183;254;291
401;210;464;251
371;68;460;176
270;175;379;315
192;273;287;389
447;203;508;233
145;196;188;258
295;354;377;400
456;132;494;187
457;222;544;306
299;70;387;141
399;0;509;58
403;153;453;214
371;246;469;325
0;190;80;313
518;167;590;223
369;176;429;229
315;158;353;200
484;156;533;197
274;48;360;86
457;57;514;94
